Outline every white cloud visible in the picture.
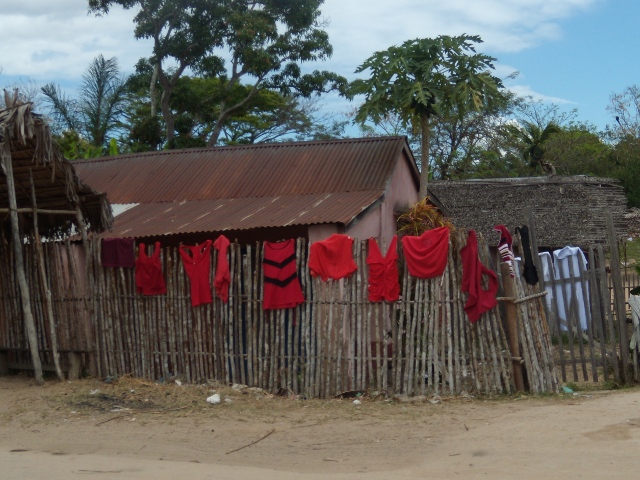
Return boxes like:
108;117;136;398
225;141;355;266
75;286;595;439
0;0;603;105
507;84;577;104
0;4;150;81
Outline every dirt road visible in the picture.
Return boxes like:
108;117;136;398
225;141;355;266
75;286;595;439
1;376;640;479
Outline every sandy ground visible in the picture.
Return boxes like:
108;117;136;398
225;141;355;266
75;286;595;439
1;375;640;479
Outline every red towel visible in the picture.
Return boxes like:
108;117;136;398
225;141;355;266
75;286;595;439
213;235;230;303
460;230;498;323
401;227;450;279
101;238;135;268
309;234;357;281
367;236;400;302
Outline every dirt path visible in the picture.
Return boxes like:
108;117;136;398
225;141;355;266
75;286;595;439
1;376;640;479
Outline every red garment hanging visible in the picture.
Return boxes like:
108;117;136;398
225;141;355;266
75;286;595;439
308;234;357;281
135;242;166;295
101;237;135;268
263;239;305;310
401;227;450;279
213;235;230;303
367;236;399;302
179;240;213;307
460;230;498;323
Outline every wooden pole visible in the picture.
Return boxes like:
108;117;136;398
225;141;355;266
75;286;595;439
606;212;629;382
30;170;64;380
500;263;525;392
1;142;43;384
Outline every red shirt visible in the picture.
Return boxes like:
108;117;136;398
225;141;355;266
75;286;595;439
460;230;498;322
213;235;230;303
263;239;305;310
309;234;357;281
179;240;213;307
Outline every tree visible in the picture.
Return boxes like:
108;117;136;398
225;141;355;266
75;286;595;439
89;0;346;147
505;121;561;174
349;34;503;197
41;55;127;151
606;85;640;207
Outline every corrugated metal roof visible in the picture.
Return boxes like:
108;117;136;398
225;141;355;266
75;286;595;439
105;191;383;237
74;136;418;204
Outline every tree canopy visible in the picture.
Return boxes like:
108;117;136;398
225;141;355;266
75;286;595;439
88;0;346;147
349;34;503;197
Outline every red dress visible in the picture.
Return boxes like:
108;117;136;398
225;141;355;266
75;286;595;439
308;234;357;281
263;240;305;310
401;227;450;279
213;235;230;303
367;236;400;302
135;242;166;295
179;240;213;307
460;230;498;323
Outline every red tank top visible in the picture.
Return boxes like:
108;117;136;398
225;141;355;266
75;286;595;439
263;239;305;310
367;236;400;302
135;242;166;295
179;240;213;307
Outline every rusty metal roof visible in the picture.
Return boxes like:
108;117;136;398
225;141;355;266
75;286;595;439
74;136;418;203
101;191;383;237
74;136;417;238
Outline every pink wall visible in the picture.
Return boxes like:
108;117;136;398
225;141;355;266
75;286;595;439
346;150;418;248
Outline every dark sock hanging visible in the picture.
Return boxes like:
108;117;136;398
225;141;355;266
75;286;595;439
516;225;539;285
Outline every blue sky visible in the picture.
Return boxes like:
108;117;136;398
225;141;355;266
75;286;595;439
0;0;636;132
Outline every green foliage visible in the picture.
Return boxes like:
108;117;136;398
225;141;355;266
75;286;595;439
349;34;503;195
505;120;561;173
41;55;127;153
89;0;346;147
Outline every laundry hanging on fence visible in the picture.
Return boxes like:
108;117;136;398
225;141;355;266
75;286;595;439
367;236;400;302
539;251;555;315
515;225;539;285
179;240;213;307
494;225;515;278
101;237;135;268
552;246;590;331
135;242;166;295
401;227;450;279
460;230;498;323
308;234;357;281
213;235;230;303
262;239;305;310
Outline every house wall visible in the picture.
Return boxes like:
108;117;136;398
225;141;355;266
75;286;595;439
348;151;419;248
308;224;340;243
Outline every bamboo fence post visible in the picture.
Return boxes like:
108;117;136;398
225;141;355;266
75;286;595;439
596;245;619;381
500;263;525;391
606;212;629;381
588;246;608;381
29;171;64;380
1;143;43;384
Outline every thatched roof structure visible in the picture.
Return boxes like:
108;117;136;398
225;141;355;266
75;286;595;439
428;176;628;249
0;92;112;238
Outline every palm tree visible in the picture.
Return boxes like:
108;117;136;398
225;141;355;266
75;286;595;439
42;55;127;153
506;121;561;175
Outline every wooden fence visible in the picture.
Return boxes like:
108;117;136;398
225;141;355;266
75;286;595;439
0;233;524;397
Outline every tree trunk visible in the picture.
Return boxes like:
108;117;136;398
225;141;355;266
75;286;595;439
150;63;159;118
160;88;175;147
419;114;431;199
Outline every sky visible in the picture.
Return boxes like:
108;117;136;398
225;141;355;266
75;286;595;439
0;0;637;132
